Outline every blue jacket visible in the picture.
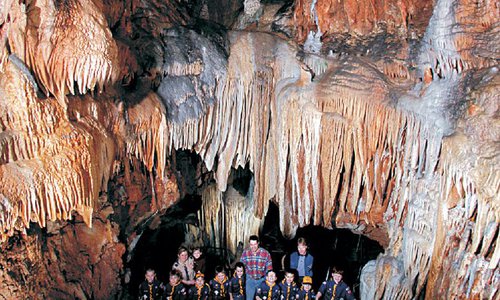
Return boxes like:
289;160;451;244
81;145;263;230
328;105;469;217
317;280;354;300
289;252;314;277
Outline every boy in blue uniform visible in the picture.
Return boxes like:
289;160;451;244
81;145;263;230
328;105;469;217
229;262;246;300
279;270;299;300
164;270;187;300
297;276;315;300
315;268;354;300
187;272;211;300
138;269;163;300
210;266;230;300
255;270;281;300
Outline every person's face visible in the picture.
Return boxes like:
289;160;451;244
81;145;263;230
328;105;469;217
196;276;205;286
145;271;155;283
235;267;244;278
303;284;311;291
169;275;180;285
249;240;259;252
217;272;226;281
178;250;189;263
332;273;342;283
285;273;294;284
297;243;307;255
193;250;202;259
266;272;276;284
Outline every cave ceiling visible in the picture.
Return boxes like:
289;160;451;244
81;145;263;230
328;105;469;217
0;0;498;299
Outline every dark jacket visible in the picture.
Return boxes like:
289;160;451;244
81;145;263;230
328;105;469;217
317;280;354;300
228;276;246;300
187;283;211;300
139;280;163;300
289;252;314;277
256;281;281;300
279;281;299;300
209;277;230;300
297;289;315;300
163;282;187;300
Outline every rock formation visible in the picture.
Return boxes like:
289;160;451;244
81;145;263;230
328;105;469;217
0;0;498;299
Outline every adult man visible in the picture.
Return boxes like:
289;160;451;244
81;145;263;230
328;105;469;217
240;235;273;300
289;238;314;283
138;269;163;300
315;268;354;300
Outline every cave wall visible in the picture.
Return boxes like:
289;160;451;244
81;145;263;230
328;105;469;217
0;0;498;299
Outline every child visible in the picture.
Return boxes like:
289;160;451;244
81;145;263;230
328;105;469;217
138;269;163;300
229;262;246;300
210;266;230;300
187;272;211;300
297;276;315;300
255;270;281;300
192;247;206;274
315;268;354;300
279;270;299;300
164;270;187;300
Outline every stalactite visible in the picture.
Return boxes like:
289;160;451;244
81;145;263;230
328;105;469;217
23;0;119;103
199;184;262;255
0;58;117;242
126;92;169;179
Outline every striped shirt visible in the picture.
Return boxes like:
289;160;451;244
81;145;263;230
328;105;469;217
240;247;273;279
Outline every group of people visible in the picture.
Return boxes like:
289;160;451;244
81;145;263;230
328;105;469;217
139;235;354;300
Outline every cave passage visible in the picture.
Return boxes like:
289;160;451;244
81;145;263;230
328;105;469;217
127;195;203;297
260;202;385;297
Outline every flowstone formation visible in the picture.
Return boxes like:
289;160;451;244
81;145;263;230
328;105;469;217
0;0;498;299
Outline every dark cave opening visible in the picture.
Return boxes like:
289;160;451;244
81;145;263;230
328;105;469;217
127;195;202;297
260;202;385;297
127;197;384;299
125;152;383;299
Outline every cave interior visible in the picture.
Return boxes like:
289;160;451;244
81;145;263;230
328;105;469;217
0;0;498;299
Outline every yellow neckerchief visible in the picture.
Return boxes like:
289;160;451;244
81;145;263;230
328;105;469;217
149;283;154;299
235;276;244;296
170;280;181;298
266;281;276;299
214;275;228;297
233;271;244;296
196;283;206;300
281;280;296;300
330;283;337;300
300;286;310;300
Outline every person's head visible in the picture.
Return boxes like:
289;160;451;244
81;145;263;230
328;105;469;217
177;246;189;263
331;267;343;283
283;270;295;284
195;272;205;286
249;235;260;252
234;262;245;278
297;238;308;255
301;276;312;291
215;266;226;281
265;270;277;284
145;269;156;283
192;247;203;259
169;270;181;285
